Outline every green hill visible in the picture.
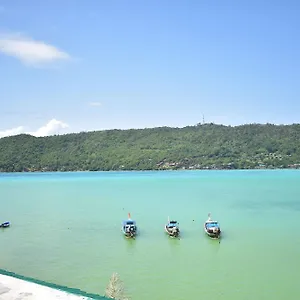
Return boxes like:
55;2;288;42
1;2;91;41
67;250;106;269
1;123;300;172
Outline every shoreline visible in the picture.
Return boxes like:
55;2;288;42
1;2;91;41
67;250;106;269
0;167;300;175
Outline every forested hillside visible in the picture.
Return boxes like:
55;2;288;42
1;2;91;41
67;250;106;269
1;123;300;172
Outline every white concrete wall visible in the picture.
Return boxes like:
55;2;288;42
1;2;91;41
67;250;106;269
0;275;94;300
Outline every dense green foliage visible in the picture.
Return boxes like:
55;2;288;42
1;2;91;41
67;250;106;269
0;123;300;172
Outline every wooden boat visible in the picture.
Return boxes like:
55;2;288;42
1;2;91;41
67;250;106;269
122;213;137;238
0;222;10;228
165;217;180;238
204;213;221;239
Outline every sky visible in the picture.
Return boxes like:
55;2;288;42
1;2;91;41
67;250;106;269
0;0;300;137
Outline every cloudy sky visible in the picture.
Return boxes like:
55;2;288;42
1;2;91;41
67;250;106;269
1;0;299;138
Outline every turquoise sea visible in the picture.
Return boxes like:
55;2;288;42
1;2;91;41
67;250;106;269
1;170;300;299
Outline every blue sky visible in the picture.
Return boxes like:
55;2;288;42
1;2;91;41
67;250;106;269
0;0;299;137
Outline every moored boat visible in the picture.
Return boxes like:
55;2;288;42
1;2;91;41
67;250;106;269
122;213;137;238
204;213;221;239
165;217;180;238
0;222;10;228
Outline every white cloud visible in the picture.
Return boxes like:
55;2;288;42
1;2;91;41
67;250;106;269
29;119;69;137
0;119;69;138
0;33;70;66
0;126;25;138
89;102;102;107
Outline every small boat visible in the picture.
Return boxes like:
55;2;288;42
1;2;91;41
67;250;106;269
165;217;180;238
204;213;221;239
0;222;10;228
122;213;137;238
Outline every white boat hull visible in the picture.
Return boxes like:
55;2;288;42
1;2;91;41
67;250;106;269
165;225;180;237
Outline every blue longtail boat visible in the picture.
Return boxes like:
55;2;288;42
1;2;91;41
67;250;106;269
122;213;137;238
204;213;221;239
165;217;180;238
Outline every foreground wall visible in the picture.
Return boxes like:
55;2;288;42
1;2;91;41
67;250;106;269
0;269;109;300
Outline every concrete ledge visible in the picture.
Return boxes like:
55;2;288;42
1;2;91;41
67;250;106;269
0;274;95;299
0;270;109;300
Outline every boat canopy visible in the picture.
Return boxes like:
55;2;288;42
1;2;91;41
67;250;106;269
123;220;136;226
167;222;178;227
206;222;219;228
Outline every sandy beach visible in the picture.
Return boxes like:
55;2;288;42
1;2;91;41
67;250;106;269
0;274;93;300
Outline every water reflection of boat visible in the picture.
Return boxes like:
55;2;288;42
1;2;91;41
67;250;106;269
122;213;137;238
204;213;221;239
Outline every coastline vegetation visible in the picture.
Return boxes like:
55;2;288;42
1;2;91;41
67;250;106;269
1;123;300;172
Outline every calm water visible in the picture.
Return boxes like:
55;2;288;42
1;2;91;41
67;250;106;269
1;170;300;299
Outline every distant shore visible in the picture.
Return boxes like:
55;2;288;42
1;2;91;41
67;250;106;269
0;166;300;174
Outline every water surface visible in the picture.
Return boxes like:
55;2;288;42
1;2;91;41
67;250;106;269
1;170;300;299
